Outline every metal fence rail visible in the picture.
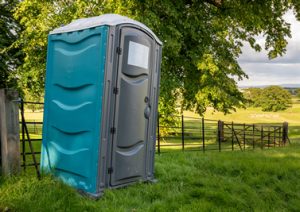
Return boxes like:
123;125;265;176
156;114;289;154
157;114;221;153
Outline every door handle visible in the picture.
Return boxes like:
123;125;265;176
144;105;151;119
144;96;151;119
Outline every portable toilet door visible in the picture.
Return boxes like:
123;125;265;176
41;14;162;197
108;25;161;187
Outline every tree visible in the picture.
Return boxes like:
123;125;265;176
0;0;23;89
260;86;292;112
243;87;263;107
12;0;300;114
244;86;292;112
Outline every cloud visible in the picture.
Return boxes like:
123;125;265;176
237;10;300;86
237;63;300;86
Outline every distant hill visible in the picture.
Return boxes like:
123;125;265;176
280;84;300;88
239;84;300;95
239;84;300;89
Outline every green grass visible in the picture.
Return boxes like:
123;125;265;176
1;145;300;211
9;97;299;210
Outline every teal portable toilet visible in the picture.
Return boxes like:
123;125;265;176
41;14;162;197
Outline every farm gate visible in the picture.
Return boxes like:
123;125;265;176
157;114;289;153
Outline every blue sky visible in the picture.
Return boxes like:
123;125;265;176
237;10;300;87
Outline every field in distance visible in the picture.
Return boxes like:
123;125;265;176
184;97;300;143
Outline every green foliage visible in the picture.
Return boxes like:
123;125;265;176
0;0;23;89
243;87;264;107
260;86;292;112
11;0;300;113
244;86;292;112
1;146;300;211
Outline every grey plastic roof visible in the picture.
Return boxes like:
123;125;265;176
50;14;162;45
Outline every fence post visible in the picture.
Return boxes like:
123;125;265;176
282;122;288;145
218;120;223;152
0;89;20;176
181;114;185;151
157;113;160;155
202;118;205;152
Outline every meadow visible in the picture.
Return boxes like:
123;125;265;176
185;97;300;143
1;98;299;211
1;145;300;211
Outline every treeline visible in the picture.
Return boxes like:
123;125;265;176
1;1;300;116
243;86;292;112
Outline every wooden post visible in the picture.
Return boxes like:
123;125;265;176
282;122;288;145
0;89;20;175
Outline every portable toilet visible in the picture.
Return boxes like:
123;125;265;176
41;14;162;197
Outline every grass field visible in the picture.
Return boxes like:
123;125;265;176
2;97;298;211
22;97;299;153
1;145;300;211
21;97;300;145
184;97;300;143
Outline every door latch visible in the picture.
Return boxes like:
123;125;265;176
116;47;122;55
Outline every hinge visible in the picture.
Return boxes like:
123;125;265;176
116;47;122;55
110;127;116;134
113;87;119;94
108;167;113;174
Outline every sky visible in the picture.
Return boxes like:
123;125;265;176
237;10;300;87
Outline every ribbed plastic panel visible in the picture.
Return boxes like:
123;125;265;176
41;26;108;194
